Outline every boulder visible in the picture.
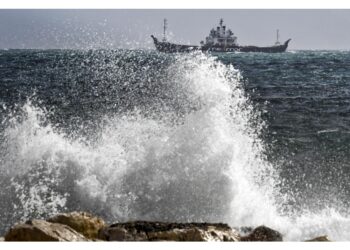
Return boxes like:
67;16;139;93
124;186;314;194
98;221;240;241
240;225;283;241
147;227;237;241
47;211;105;239
305;235;330;242
4;219;87;241
99;226;148;241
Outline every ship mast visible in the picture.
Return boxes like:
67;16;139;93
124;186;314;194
275;29;280;45
163;18;168;42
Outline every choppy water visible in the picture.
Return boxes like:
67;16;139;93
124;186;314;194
1;49;350;241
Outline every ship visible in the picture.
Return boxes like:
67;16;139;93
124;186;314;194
151;19;291;53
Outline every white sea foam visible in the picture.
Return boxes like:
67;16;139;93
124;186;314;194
1;52;350;240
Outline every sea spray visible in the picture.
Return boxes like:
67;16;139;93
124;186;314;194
0;52;278;232
1;51;350;241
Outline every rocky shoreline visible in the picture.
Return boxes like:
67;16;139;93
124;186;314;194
1;211;330;242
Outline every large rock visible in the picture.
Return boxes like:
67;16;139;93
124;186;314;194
240;225;283;241
47;211;105;239
98;221;240;241
4;219;87;241
305;235;330;242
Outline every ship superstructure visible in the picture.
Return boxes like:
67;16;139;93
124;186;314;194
202;19;238;48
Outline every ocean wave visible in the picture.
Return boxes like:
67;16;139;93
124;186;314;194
0;52;350;240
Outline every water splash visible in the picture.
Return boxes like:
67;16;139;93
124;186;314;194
1;52;350;241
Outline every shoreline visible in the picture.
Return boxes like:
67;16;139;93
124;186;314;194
1;211;329;242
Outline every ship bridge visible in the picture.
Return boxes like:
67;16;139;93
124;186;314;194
203;19;238;47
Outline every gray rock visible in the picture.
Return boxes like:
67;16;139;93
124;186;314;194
98;221;240;241
240;225;283;241
100;227;148;241
5;219;88;241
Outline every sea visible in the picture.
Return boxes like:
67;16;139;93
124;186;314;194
1;49;350;241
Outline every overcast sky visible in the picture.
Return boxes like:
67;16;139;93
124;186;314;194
1;9;350;50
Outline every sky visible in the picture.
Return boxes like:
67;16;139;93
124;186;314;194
1;9;350;50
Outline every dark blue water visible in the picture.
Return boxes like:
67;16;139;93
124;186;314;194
221;51;350;209
1;49;350;240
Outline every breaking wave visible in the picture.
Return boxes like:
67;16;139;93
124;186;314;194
1;52;350;240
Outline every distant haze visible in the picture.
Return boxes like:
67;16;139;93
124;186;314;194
1;9;350;50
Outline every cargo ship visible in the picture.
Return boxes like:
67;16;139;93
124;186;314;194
151;19;291;53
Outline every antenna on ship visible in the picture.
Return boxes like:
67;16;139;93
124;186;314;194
275;29;280;45
163;18;168;42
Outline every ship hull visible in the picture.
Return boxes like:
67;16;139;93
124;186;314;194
151;35;291;53
236;42;290;53
151;35;200;53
